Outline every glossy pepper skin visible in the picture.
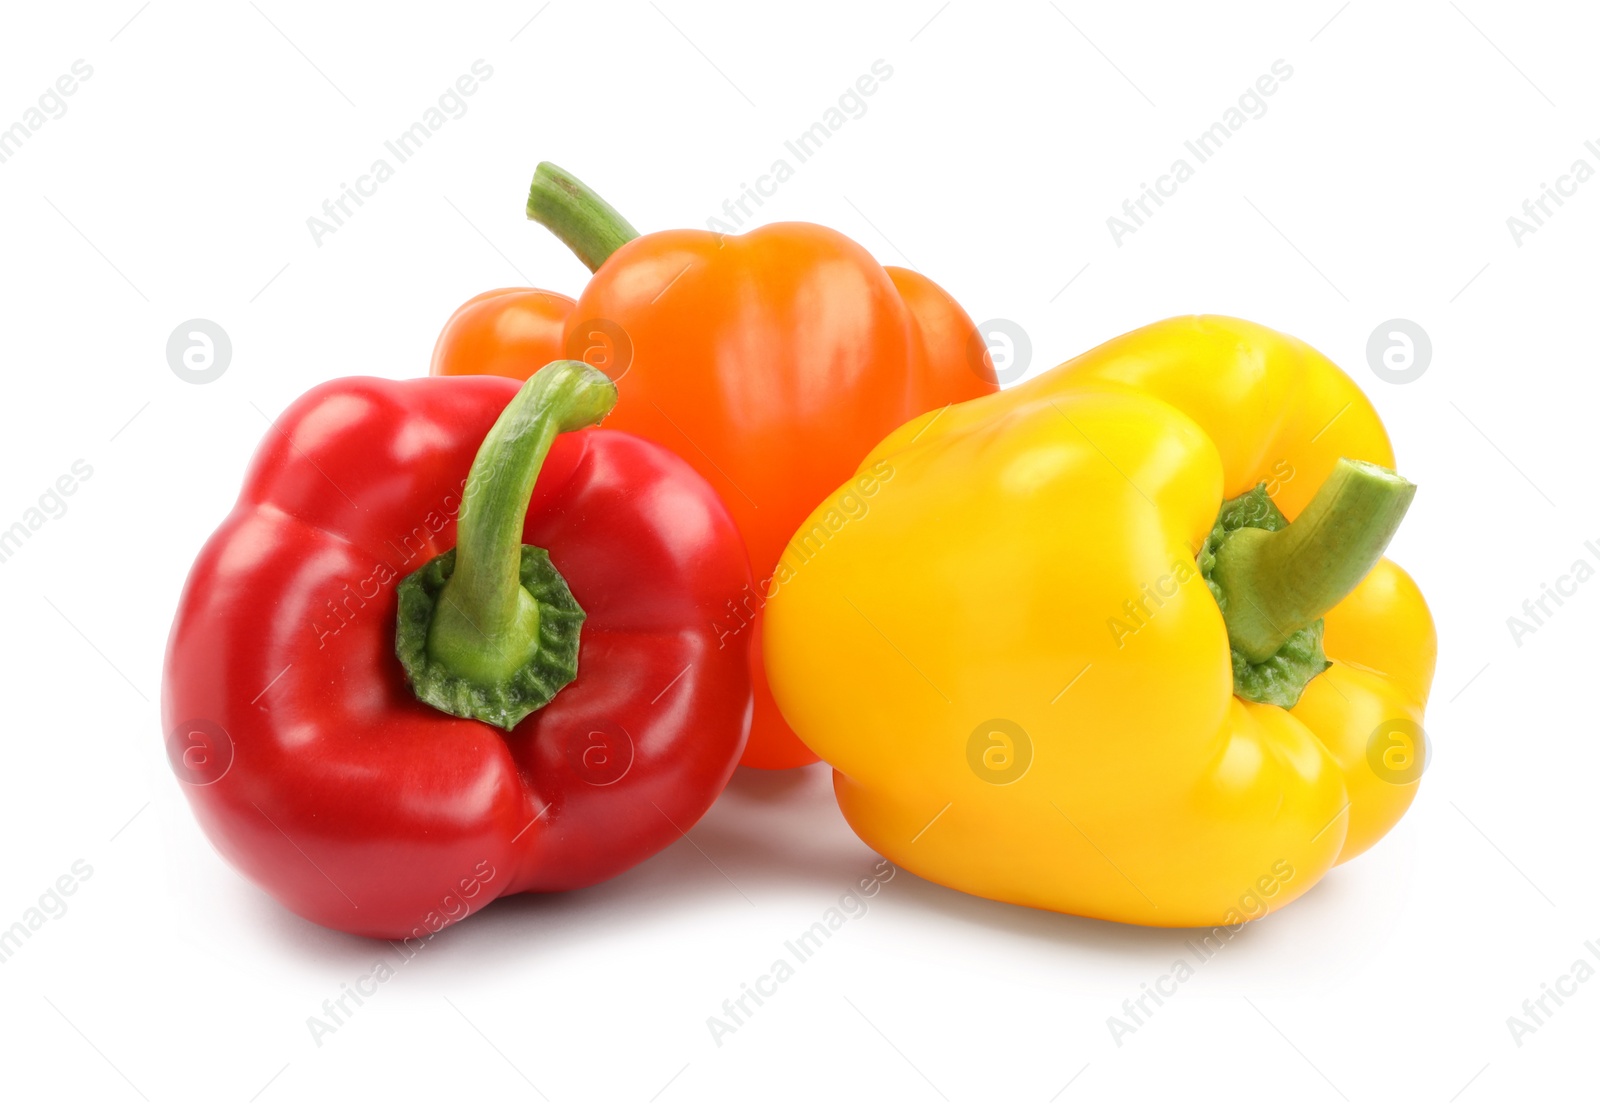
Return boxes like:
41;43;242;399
432;287;575;381
432;163;998;768
764;316;1435;927
163;369;752;939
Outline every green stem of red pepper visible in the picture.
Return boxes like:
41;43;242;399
526;162;641;273
395;360;617;729
1211;458;1415;664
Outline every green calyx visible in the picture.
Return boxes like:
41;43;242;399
396;548;585;728
526;161;641;273
395;360;617;729
1197;458;1416;708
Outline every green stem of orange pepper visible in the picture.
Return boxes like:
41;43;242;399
526;162;640;273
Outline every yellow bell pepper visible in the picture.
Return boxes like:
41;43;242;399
763;316;1435;927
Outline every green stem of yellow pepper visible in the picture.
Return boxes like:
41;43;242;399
1212;458;1415;665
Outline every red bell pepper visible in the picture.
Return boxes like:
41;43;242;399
163;361;752;939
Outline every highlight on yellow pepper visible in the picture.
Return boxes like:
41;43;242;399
763;316;1435;928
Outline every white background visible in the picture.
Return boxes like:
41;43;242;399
0;1;1592;1100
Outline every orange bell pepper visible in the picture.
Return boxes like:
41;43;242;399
433;287;575;381
433;163;997;767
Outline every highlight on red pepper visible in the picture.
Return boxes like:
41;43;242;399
432;162;1000;769
162;361;753;939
